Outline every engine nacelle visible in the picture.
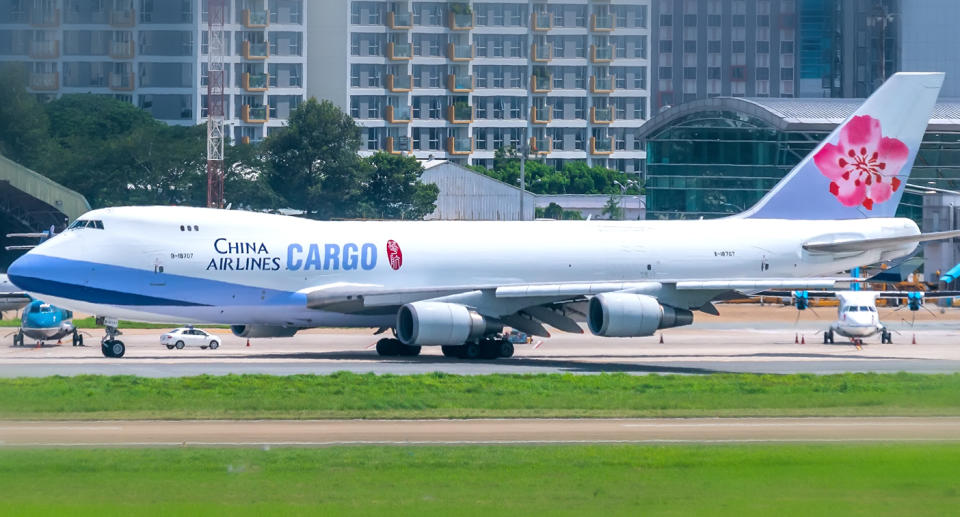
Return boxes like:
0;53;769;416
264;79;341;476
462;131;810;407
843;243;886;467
230;325;299;338
396;302;494;346
587;293;693;337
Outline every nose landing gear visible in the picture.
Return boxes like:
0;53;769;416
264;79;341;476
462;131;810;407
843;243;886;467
100;323;125;358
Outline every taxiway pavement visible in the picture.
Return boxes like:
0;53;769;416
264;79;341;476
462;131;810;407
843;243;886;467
1;305;957;377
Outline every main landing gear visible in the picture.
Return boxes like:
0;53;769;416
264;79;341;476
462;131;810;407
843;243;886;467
100;325;125;358
880;330;893;344
441;339;514;360
72;330;84;347
12;331;24;347
375;338;421;357
374;337;515;359
823;329;835;344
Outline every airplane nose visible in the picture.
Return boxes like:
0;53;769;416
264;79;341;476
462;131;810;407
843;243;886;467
6;252;43;292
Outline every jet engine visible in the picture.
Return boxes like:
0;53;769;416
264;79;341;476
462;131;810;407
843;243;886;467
230;325;299;338
587;293;693;337
396;302;497;346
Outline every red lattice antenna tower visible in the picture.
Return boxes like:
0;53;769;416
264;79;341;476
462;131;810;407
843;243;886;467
206;0;226;208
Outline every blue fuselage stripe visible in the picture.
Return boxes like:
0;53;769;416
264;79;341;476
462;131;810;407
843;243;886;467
9;275;210;307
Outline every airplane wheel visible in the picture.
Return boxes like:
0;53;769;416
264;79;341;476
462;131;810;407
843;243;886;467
102;340;124;358
175;340;185;350
460;342;481;360
499;340;515;358
441;345;461;357
479;339;500;359
209;341;219;350
166;345;175;350
399;345;421;356
375;338;400;356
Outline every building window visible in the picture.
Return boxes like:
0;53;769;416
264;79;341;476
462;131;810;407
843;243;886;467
781;41;794;54
634;37;646;58
660;14;672;26
633;67;647;89
708;40;721;53
683;14;696;27
659;67;672;79
510;98;523;119
475;128;488;150
659;40;672;53
708;14;721;26
683;40;696;53
574;97;585;119
683;67;696;80
553;98;564;119
633;99;646;120
476;99;487;118
574;131;584;150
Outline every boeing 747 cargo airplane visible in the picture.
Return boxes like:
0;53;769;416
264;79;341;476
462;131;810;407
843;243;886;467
8;73;959;358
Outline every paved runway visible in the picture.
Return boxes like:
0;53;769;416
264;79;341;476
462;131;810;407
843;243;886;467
1;306;958;377
1;417;958;447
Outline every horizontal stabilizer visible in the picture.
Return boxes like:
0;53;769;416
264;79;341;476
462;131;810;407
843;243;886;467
803;230;960;253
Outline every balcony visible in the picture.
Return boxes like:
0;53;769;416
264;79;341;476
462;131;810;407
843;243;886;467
590;75;614;93
243;72;269;92
244;9;269;28
590;136;613;155
387;42;412;60
447;43;474;61
29;72;58;91
386;136;412;155
591;106;614;124
531;43;552;62
531;74;552;93
447;104;474;124
243;41;269;60
447;74;474;93
29;40;59;59
387;74;412;92
449;11;474;30
591;44;614;63
388;11;412;29
447;136;473;155
30;8;59;27
242;105;269;124
591;13;615;31
109;40;134;59
531;106;551;124
385;105;411;124
109;72;135;91
109;8;135;27
532;11;552;31
530;136;551;154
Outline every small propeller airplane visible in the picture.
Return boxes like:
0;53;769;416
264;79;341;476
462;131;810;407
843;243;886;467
0;274;31;317
11;299;83;347
767;288;960;346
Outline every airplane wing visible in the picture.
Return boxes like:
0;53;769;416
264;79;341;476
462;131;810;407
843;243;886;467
301;277;852;337
803;230;960;253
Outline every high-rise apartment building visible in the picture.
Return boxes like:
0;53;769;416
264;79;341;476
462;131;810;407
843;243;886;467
796;0;898;98
310;1;652;172
0;0;307;144
651;0;798;111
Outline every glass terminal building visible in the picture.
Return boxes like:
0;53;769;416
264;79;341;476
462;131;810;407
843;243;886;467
640;97;960;222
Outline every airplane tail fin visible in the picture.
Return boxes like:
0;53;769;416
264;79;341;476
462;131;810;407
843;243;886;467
741;72;944;220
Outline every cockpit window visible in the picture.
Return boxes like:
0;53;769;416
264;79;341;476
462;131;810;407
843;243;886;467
847;306;859;312
68;219;104;230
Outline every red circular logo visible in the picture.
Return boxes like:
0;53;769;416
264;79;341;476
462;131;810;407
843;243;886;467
386;240;403;270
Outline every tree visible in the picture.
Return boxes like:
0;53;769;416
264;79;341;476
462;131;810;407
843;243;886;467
359;152;438;219
543;202;564;220
0;63;53;167
471;148;643;196
262;98;367;219
601;193;624;220
223;139;284;210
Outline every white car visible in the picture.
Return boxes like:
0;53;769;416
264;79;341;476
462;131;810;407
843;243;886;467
160;327;221;350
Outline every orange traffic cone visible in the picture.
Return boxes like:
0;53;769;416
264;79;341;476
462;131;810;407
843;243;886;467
659;334;664;344
246;339;251;347
795;333;799;344
801;335;805;345
912;334;917;345
57;339;62;344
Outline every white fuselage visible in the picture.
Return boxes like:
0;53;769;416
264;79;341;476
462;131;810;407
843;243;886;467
830;292;884;339
9;207;921;328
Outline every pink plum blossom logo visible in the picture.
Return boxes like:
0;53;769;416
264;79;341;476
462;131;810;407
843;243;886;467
813;115;909;210
386;240;403;270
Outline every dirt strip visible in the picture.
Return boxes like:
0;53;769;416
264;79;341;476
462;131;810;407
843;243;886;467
1;417;959;446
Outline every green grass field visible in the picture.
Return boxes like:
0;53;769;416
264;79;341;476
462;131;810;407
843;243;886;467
2;372;959;419
0;444;956;516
